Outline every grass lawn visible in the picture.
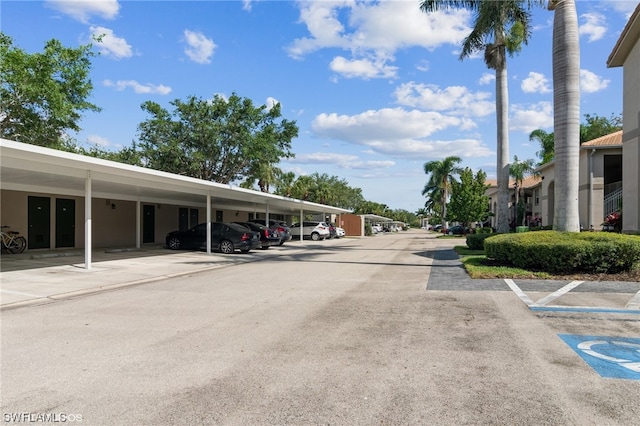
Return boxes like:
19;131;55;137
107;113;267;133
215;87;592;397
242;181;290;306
453;245;640;282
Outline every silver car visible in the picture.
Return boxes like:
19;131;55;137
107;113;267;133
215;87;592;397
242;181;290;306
289;221;331;241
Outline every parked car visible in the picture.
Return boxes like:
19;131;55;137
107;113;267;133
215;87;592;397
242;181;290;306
165;222;261;253
336;227;346;238
289;221;331;241
433;224;443;232
233;221;281;249
447;225;468;235
248;219;292;246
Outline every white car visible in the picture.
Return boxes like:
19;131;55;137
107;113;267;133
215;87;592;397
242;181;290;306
336;227;345;238
290;221;331;241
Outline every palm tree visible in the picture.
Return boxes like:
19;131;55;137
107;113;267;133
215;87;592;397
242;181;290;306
549;0;580;232
509;155;538;225
529;128;555;165
420;0;541;233
423;156;463;230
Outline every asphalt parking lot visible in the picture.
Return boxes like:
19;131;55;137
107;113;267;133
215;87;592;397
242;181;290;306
1;230;639;424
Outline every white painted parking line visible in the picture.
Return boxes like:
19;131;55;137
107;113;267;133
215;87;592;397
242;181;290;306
504;279;534;306
626;289;640;310
534;280;584;306
1;289;46;298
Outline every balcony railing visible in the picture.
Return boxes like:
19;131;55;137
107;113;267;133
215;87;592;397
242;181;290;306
603;186;623;217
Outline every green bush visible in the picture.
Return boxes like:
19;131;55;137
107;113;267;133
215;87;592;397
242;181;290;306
484;231;640;273
475;227;493;234
466;233;496;250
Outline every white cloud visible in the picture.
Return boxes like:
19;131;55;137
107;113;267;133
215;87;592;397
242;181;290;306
46;0;119;23
103;80;172;95
580;69;610;93
329;55;397;79
510;102;553;133
393;82;493;117
183;30;216;64
478;73;494;85
291;152;358;164
579;12;607;42
286;0;472;80
87;135;110;147
265;97;279;110
311;107;492;159
415;60;430;72
290;152;395;170
521;72;551;94
342;160;395;170
89;26;132;59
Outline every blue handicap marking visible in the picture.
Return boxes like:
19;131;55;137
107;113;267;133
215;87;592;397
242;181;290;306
559;334;640;380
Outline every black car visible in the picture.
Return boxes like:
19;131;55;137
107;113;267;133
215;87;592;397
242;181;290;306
247;219;292;245
165;222;261;253
232;222;281;250
447;225;468;235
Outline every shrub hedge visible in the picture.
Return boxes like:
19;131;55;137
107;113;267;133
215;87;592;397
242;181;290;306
483;231;640;274
466;233;497;250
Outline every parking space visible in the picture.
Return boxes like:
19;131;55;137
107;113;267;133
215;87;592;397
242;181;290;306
0;236;353;309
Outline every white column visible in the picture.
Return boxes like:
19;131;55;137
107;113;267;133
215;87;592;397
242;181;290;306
206;193;211;254
84;171;92;270
136;200;141;249
299;208;303;241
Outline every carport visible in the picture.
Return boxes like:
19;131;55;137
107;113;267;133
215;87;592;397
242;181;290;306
0;139;350;269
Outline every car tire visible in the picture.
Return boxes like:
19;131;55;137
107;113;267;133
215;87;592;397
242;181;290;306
167;237;181;250
311;232;320;241
240;249;250;253
219;240;234;254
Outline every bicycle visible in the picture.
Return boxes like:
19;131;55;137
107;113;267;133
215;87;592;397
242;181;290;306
1;226;27;254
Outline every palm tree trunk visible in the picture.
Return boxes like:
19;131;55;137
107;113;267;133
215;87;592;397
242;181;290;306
551;0;580;231
495;41;510;233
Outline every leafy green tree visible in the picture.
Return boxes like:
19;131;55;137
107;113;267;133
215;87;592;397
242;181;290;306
135;93;297;183
290;175;314;201
529;128;555;165
509;155;538;225
529;113;622;166
580;113;623;143
241;162;282;192
274;171;296;197
550;0;580;232
0;33;100;148
354;200;391;217
422;156;463;230
448;168;490;231
420;0;541;234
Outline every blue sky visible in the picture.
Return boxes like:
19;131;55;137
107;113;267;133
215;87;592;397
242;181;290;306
3;0;637;212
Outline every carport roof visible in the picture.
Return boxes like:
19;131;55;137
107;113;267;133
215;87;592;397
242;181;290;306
0;139;351;216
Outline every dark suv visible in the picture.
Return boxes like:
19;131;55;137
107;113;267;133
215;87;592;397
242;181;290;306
165;222;261;253
248;219;292;245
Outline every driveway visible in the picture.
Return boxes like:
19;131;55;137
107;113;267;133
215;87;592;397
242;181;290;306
1;230;638;425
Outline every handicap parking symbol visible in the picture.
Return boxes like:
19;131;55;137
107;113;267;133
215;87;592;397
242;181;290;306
559;334;640;380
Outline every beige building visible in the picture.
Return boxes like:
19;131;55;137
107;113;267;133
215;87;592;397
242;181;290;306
487;6;638;233
607;3;640;234
0;139;351;268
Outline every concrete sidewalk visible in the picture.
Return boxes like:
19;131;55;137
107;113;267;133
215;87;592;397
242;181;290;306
0;242;318;310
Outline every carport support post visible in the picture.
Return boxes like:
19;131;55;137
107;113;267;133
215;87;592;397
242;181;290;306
299;208;304;242
84;171;92;270
206;192;211;254
136;200;141;249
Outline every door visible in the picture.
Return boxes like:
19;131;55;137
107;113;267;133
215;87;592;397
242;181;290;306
190;209;199;228
215;210;223;222
179;208;189;231
28;196;51;249
143;205;155;243
55;198;75;248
